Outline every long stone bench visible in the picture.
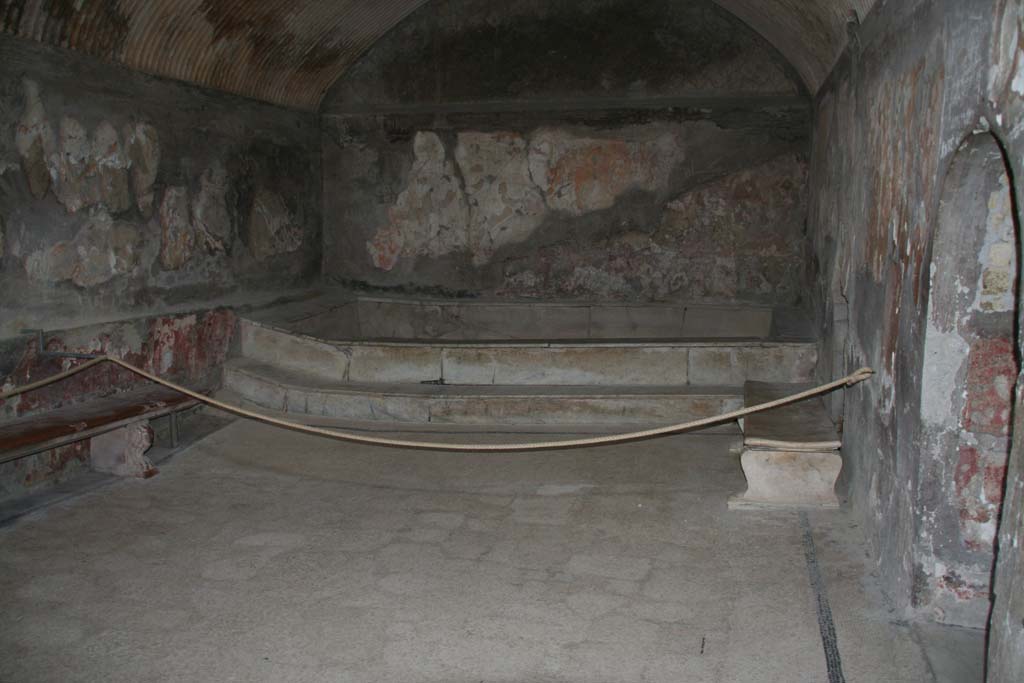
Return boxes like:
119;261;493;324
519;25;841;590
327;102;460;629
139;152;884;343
728;381;842;509
0;385;198;478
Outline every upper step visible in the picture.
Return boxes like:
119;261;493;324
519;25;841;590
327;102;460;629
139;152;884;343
223;358;743;426
237;318;818;387
243;294;815;342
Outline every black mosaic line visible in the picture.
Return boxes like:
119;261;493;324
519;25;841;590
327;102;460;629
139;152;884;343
799;511;847;683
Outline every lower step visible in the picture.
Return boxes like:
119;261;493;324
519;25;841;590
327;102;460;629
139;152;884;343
224;359;742;426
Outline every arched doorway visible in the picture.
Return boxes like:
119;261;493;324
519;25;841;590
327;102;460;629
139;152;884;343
917;132;1019;628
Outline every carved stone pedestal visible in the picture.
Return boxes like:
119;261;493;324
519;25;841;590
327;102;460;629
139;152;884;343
728;449;842;509
90;421;157;478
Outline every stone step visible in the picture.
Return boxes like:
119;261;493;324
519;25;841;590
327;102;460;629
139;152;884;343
223;358;744;426
214;388;744;438
243;293;816;341
238;318;818;387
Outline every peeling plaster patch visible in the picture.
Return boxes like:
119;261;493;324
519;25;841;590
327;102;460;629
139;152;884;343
150;314;198;375
567;263;631;296
92;121;131;214
367;224;404;272
158;186;194;270
47;116;137;215
24;238;75;284
934;565;990;608
920;325;970;428
193;164;233;253
247;189;303;261
866;58;943;282
24;211;141;287
53;116;98;213
14;79;55;200
71;214;141;288
503;234;727;301
1013;64;1024;95
13;80;160;217
367;132;469;271
124;122;160;217
455;132;546;266
528;129;676;216
977;174;1017;312
988;1;1022;100
660;154;806;256
365;127;717;272
500;155;808;303
955;443;1008;552
962;337;1017;436
68;214;142;288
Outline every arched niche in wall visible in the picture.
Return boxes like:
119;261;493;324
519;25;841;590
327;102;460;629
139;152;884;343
917;132;1019;628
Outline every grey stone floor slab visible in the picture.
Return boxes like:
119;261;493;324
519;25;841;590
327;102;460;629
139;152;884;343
0;421;949;682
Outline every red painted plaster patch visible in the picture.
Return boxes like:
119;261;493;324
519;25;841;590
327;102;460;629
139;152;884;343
955;445;981;495
983;465;1008;504
962;337;1017;436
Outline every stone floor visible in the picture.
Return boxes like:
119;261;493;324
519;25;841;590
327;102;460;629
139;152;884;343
0;419;979;682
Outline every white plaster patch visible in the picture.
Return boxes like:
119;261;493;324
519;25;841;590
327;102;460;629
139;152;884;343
367;132;469;270
24;210;141;287
528;128;677;216
920;325;970;428
367;128;684;270
1012;64;1024;95
248;189;303;260
14;79;56;200
53;115;95;213
455;131;547;265
123;122;160;216
976;172;1018;312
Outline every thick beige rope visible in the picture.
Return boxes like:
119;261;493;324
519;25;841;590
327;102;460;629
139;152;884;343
0;356;873;452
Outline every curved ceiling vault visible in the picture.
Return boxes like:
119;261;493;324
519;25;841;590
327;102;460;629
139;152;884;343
0;0;878;110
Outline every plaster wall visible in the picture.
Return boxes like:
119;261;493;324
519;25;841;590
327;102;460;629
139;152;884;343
807;0;1024;643
0;36;324;497
320;0;812;306
0;37;323;340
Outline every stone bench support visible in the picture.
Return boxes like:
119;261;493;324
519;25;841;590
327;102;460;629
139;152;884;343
90;421;158;479
729;381;843;510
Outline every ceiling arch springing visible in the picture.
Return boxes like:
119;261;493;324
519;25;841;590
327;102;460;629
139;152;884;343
716;0;878;94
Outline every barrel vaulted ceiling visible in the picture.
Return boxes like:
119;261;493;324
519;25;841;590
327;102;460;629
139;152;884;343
0;0;878;110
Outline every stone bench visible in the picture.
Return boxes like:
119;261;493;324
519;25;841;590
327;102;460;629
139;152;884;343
0;386;198;479
728;381;842;510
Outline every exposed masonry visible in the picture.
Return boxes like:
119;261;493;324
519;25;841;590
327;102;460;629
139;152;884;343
807;0;1024;647
0;38;323;496
331;121;808;305
367;130;679;270
912;136;1018;627
322;0;811;306
14;77;304;283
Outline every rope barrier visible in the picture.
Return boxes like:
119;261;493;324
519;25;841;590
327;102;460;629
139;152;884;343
0;356;873;453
